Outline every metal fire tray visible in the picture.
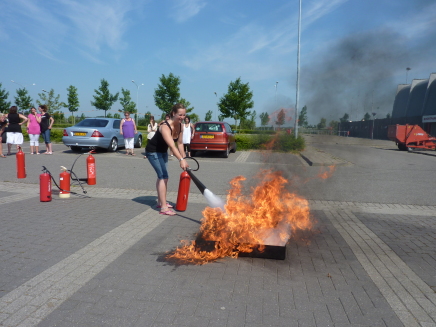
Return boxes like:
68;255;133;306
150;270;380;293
194;239;286;260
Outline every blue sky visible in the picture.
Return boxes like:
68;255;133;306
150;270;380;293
1;0;435;125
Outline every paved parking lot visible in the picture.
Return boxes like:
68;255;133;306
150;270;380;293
0;138;435;326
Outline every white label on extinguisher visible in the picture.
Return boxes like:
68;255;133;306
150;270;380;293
88;163;96;178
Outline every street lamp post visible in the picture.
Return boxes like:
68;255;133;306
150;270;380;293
214;92;218;121
406;67;411;84
371;112;377;139
132;80;144;126
294;0;302;138
274;82;278;108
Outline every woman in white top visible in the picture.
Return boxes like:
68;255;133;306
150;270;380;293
144;115;158;159
182;116;195;157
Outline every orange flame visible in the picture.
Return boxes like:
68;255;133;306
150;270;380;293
318;165;336;179
166;170;313;265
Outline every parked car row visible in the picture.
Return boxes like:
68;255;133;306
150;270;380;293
62;119;236;158
62;118;142;152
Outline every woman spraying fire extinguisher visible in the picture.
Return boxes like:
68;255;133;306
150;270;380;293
145;103;189;216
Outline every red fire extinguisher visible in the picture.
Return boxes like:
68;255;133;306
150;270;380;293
16;146;26;179
87;152;96;185
59;166;71;198
175;170;191;211
40;168;52;202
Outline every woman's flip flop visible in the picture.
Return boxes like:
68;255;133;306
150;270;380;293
159;209;176;216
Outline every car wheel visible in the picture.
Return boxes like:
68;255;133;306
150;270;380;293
222;146;230;158
190;150;196;157
134;135;142;148
108;138;118;152
70;146;82;152
231;142;237;153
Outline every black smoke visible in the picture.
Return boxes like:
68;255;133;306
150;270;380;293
301;28;410;124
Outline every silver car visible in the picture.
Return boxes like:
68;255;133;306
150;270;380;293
62;118;143;152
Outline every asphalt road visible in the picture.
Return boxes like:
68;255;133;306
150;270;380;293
1;137;435;206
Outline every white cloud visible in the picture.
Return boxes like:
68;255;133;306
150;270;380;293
58;0;133;52
182;0;347;80
169;0;206;23
0;0;139;62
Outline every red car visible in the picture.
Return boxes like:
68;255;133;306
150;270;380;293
190;121;237;158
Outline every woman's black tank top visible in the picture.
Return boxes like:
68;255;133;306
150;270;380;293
145;121;180;153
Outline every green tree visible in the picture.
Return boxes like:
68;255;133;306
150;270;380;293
64;85;80;124
0;83;11;113
329;120;338;130
317;117;327;129
154;73;181;114
178;98;194;114
298;105;308;127
218;77;254;129
189;113;200;124
339;113;350;123
91;79;119;117
153;73;194;116
386;113;391;119
205;110;213;121
37;89;65;112
119;88;136;113
53;111;65;123
363;112;371;121
240;110;256;130
259;112;270;127
14;88;33;111
114;113;121;119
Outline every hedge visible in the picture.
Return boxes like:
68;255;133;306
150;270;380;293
236;133;305;152
18;129;304;152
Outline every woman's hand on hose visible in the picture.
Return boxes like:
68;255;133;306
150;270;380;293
179;158;189;170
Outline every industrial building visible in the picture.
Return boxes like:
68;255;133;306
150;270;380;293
341;72;436;139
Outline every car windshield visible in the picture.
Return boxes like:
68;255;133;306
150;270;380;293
196;123;223;132
75;119;109;128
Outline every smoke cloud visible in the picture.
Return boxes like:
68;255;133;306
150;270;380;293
301;28;410;124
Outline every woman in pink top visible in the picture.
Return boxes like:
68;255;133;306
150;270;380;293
27;107;41;154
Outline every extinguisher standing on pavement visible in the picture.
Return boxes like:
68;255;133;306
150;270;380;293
59;166;71;198
175;170;191;211
86;152;96;185
16;146;26;179
40;167;52;202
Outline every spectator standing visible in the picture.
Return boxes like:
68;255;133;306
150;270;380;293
0;113;7;158
120;111;137;155
145;103;188;216
144;115;158;159
182;116;195;157
6;106;28;155
39;105;54;154
27;107;41;154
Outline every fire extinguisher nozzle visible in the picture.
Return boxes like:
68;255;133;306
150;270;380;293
187;170;206;194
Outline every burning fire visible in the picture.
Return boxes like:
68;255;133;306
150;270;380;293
318;165;336;179
166;170;313;265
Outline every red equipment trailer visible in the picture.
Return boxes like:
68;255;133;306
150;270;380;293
388;124;436;151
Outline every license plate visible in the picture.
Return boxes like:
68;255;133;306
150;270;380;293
201;135;214;139
73;132;87;136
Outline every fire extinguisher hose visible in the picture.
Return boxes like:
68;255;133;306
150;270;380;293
41;166;89;198
184;157;200;172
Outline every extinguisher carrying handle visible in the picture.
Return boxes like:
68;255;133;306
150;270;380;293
183;157;199;171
